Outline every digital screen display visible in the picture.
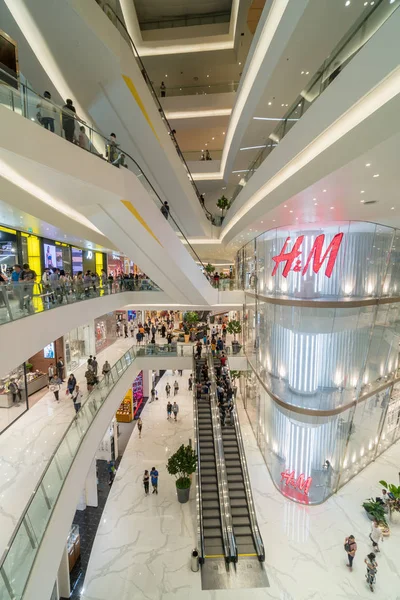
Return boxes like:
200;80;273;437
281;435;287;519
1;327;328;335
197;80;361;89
72;247;83;275
43;342;55;359
44;243;56;269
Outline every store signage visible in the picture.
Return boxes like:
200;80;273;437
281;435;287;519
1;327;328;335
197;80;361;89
86;250;93;259
272;233;344;278
280;469;312;496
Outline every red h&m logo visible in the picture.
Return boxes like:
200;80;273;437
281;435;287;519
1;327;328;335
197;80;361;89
280;469;312;496
272;233;344;278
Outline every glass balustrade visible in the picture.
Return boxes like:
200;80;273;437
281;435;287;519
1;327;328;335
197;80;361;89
0;68;210;280
0;341;195;599
0;278;160;327
164;82;239;97
229;0;399;207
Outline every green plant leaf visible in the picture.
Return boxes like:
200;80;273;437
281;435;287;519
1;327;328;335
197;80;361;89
379;480;388;489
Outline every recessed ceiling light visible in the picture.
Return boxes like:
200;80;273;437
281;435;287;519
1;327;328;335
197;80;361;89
272;219;276;222
285;104;288;107
373;174;379;178
205;143;207;146
301;71;304;75
370;1;374;4
284;205;287;208
165;74;168;77
345;0;351;6
360;190;365;193
364;1;368;4
305;71;309;75
296;217;298;220
323;189;327;192
238;62;241;65
261;221;263;223
330;206;334;210
365;163;371;167
360;200;365;203
222;187;226;190
391;206;395;210
212;137;215;140
289;210;293;213
268;101;272;106
223;131;225;135
207;74;209;78
281;104;284;107
314;202;318;206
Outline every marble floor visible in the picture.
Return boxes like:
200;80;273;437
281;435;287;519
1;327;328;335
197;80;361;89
0;336;135;558
82;371;400;600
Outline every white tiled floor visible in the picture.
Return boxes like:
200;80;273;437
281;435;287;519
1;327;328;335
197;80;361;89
82;372;400;600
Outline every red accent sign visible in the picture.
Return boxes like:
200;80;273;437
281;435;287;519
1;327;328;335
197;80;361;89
272;233;344;278
280;469;312;496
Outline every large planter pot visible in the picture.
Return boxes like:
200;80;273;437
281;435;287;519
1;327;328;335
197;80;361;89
184;334;190;343
365;510;375;521
176;485;190;504
390;510;400;525
232;341;241;355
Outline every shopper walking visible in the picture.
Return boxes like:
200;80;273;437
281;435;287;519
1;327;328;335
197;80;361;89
71;384;82;413
8;380;21;404
143;470;150;495
49;377;61;402
48;363;55;383
56;357;64;382
85;369;96;393
167;401;172;419
150;387;156;402
188;374;193;391
165;382;171;398
160;201;170;220
102;360;111;384
150;467;159;494
344;535;357;571
174;380;179;396
91;356;98;377
369;520;383;552
364;552;378;592
67;373;76;395
137;417;143;438
62;98;76;142
172;401;179;421
37;91;57;132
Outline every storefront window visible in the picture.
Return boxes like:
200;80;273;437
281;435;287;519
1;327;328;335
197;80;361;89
95;313;116;353
64;324;94;372
0;226;17;277
0;363;28;434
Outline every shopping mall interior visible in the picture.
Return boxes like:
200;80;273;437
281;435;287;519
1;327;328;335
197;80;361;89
0;0;399;599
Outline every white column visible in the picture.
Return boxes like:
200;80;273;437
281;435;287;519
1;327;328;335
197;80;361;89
76;489;86;511
85;459;98;508
113;419;119;459
57;545;70;599
142;369;152;396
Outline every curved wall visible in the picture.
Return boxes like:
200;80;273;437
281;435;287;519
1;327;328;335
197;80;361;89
238;222;400;504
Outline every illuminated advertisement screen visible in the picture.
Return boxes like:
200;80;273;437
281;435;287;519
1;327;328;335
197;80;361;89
43;242;64;270
72;247;83;275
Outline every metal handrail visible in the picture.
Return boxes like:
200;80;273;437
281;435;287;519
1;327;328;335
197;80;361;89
207;349;238;562
102;4;211;217
225;358;265;561
0;67;207;272
193;352;206;563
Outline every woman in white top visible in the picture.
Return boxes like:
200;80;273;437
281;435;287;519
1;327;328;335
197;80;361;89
36;91;57;133
369;520;383;552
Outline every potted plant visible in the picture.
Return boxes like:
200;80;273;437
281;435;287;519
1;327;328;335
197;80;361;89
167;444;197;504
379;480;400;524
184;311;199;342
205;263;215;277
362;499;390;535
216;195;230;218
226;320;242;354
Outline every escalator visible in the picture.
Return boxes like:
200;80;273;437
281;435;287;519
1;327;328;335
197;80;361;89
207;351;265;562
193;353;236;562
194;347;265;569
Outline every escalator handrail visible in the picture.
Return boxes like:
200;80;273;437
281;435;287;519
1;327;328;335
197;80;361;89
0;67;207;273
206;349;238;562
101;4;208;212
193;352;206;562
225;358;265;561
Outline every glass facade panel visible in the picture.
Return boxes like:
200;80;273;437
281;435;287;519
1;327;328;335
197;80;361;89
239;221;400;504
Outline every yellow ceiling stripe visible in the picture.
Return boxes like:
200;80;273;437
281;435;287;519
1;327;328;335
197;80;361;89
121;200;162;246
122;75;159;141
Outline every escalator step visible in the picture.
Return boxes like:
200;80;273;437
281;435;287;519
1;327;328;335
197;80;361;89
228;483;245;491
200;449;215;456
232;507;250;517
230;499;248;507
235;536;254;545
223;441;238;448
202;492;219;501
203;518;221;529
236;543;257;556
224;448;240;454
229;490;246;498
232;516;251;526
202;483;218;492
225;454;240;461
200;442;214;449
202;500;219;510
204;529;223;539
234;525;253;536
204;541;225;557
201;475;217;484
202;508;220;518
201;460;216;468
225;467;242;475
227;475;243;483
